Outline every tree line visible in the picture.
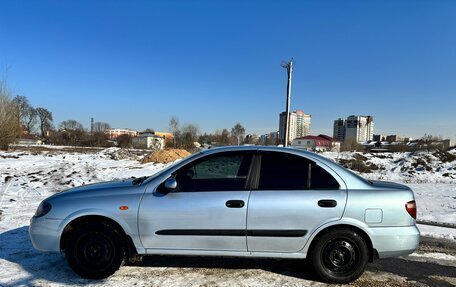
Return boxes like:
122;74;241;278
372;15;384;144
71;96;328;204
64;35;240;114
169;116;254;151
0;78;256;151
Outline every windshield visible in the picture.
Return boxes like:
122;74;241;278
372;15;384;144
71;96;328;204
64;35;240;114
141;151;203;185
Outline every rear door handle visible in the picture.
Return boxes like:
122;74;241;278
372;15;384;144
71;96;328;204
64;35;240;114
226;200;245;208
318;199;337;208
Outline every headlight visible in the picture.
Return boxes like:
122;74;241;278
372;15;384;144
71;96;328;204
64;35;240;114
34;201;52;217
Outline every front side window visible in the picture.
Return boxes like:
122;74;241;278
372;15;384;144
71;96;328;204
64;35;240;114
174;152;253;192
258;151;339;190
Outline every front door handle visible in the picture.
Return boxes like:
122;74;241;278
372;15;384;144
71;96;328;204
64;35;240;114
318;199;337;208
226;200;245;208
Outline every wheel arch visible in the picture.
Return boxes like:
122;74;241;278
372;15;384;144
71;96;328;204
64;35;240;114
59;215;139;261
307;223;378;262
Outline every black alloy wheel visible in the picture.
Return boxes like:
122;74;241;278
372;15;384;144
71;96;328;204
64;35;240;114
311;228;369;283
65;222;126;279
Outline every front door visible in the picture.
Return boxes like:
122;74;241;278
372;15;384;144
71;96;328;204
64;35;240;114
139;151;253;252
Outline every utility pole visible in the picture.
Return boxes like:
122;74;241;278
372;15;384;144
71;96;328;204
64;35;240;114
281;58;293;147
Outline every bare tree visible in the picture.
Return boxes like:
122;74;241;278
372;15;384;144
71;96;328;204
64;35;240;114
36;107;53;138
340;139;364;152
92;122;111;133
117;134;133;148
12;95;37;133
169;116;180;147
169;116;179;133
180;124;199;150
0;80;20;150
231;123;245;145
59;120;84;131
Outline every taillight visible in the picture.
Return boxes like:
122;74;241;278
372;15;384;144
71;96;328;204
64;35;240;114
405;200;417;219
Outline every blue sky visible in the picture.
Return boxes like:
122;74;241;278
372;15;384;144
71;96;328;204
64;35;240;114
1;0;455;139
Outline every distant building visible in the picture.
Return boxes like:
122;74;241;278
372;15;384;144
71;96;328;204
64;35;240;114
17;133;42;145
344;115;374;142
373;134;387;142
244;134;259;145
259;131;279;145
104;128;138;140
333;118;345;141
279;110;311;144
291;134;339;152
132;133;165;150
385;135;405;143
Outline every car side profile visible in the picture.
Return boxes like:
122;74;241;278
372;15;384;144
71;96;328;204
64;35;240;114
29;146;420;283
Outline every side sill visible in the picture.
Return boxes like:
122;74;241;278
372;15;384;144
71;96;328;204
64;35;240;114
144;248;306;259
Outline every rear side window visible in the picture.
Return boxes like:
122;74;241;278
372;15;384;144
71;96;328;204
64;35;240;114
258;151;339;190
311;163;340;189
259;152;310;190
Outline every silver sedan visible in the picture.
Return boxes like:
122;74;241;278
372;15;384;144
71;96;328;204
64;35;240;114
29;146;420;283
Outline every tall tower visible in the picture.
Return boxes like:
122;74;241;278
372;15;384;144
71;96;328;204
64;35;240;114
90;117;94;133
333;118;345;141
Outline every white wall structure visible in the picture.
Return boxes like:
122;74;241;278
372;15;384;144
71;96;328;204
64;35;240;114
132;133;165;150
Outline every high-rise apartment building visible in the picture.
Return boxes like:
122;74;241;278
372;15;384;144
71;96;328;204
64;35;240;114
279;110;311;144
333;115;374;142
345;115;374;142
333;118;345;141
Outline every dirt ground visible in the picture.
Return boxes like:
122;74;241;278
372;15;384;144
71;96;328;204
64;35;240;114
141;149;192;164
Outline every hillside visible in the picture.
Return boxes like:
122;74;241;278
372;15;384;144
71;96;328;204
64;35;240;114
322;149;456;184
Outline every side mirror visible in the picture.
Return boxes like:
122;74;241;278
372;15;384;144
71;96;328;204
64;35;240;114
164;177;177;191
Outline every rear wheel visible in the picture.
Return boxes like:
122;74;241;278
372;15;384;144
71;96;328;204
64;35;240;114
311;229;368;283
65;222;126;279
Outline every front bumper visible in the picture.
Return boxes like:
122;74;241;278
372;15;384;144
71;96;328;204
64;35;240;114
29;216;62;252
371;225;420;258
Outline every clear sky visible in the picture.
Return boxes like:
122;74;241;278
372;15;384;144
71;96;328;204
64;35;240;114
1;0;455;139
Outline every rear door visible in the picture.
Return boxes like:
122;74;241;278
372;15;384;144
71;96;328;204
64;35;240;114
246;151;347;253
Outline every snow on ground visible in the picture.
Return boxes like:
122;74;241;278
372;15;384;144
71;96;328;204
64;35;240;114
0;147;455;286
322;150;456;184
0;148;167;231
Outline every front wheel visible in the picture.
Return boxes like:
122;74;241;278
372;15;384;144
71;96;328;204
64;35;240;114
65;222;126;279
311;229;369;283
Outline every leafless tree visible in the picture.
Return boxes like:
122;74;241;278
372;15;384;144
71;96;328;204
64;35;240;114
36;107;53;139
169;116;179;134
169;116;180;147
92;122;111;133
12;95;38;133
231;123;245;145
180;124;199;150
59;120;84;131
117;134;133;148
0;80;20;150
340;139;364;152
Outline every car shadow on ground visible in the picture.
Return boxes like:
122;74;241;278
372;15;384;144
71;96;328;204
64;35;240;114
367;257;456;287
0;226;93;286
129;254;320;281
1;226;455;287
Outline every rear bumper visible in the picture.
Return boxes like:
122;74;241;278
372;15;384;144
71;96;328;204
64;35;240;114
371;225;420;258
29;216;62;252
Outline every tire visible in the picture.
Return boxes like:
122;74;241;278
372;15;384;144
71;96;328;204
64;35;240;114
65;222;126;279
311;228;368;284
